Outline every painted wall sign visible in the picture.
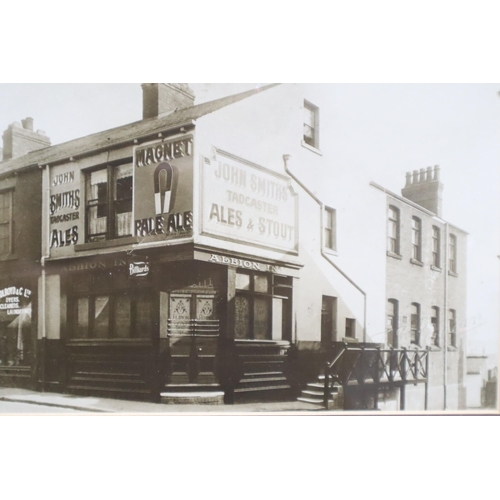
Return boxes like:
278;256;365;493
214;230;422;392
0;287;32;316
207;254;280;273
49;168;82;253
201;151;298;253
134;136;194;241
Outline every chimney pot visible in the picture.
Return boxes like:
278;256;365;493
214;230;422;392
434;165;440;181
412;170;419;184
419;168;426;183
21;117;34;131
426;166;433;181
405;172;412;187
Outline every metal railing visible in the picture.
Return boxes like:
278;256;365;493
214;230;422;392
323;343;430;409
167;319;220;338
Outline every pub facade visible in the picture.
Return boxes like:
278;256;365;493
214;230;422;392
0;83;468;409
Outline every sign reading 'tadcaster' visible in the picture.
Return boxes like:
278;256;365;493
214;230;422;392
201;151;298;253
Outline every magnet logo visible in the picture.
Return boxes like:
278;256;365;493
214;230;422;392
154;162;174;215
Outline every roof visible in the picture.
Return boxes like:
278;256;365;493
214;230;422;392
370;180;469;235
0;83;280;176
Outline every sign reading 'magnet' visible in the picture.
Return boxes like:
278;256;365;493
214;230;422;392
134;136;194;240
201;151;298;253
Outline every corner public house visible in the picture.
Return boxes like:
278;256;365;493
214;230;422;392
0;84;468;410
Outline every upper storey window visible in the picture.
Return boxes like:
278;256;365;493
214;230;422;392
0;190;13;256
449;234;457;274
324;206;337;251
387;206;400;255
85;164;133;243
303;100;319;150
432;226;441;268
411;216;422;262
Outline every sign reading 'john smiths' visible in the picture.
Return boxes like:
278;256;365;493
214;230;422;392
133;136;194;241
201;150;299;253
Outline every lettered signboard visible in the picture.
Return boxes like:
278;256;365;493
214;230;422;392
200;150;298;254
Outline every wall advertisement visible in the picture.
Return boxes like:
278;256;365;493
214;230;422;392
200;150;299;254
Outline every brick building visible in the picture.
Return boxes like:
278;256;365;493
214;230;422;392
0;83;468;410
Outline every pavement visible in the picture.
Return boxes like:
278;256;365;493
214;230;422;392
0;387;326;415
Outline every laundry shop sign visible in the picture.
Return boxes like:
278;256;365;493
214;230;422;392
201;151;298;253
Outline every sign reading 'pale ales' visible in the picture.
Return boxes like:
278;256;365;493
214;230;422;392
201;152;298;253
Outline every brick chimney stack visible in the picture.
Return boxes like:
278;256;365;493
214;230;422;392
2;118;51;161
401;165;444;217
141;83;195;119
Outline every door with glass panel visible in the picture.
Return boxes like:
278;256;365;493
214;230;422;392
167;293;219;385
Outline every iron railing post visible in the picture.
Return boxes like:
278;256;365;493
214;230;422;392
424;347;430;411
324;362;330;409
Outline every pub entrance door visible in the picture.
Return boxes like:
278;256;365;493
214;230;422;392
167;292;220;386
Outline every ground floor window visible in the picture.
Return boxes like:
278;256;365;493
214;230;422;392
0;283;33;366
71;290;153;339
234;271;292;341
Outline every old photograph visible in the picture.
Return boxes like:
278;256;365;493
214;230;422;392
0;83;498;414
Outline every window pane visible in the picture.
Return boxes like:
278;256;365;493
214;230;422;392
235;295;251;339
114;164;133;238
114;294;131;338
135;293;153;338
94;295;110;338
75;297;89;338
254;274;270;294
254;296;271;340
87;169;108;241
235;273;251;291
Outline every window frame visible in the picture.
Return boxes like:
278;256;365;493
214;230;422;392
387;299;399;347
411;216;423;263
410;302;421;345
85;162;133;243
0;189;14;257
345;318;356;339
387;205;400;256
430;306;440;347
324;206;337;252
303;100;320;150
448;309;457;348
449;234;457;274
432;225;441;269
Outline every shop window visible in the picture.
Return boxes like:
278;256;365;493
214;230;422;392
430;306;439;347
448;309;457;348
410;302;420;345
345;318;356;339
70;289;153;340
235;271;292;341
387;206;400;255
449;234;457;274
303;100;319;149
0;286;33;366
411;217;422;262
432;226;441;268
387;299;398;347
324;207;337;251
85;163;133;242
0;190;13;256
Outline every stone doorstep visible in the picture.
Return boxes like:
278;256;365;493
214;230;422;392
160;392;225;405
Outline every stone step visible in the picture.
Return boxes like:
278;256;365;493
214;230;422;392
160;391;224;405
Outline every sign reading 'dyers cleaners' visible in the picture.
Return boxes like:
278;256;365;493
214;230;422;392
201;150;298;253
134;136;194;240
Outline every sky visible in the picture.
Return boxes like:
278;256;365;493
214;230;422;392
0;83;498;363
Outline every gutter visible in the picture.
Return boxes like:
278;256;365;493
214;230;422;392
283;155;368;341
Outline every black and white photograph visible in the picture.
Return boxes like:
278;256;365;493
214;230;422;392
0;82;498;415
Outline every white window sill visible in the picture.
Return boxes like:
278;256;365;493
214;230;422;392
301;140;323;156
323;247;338;257
387;251;402;260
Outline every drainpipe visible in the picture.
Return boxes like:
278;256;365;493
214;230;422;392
283;155;368;342
443;222;449;410
39;164;50;392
